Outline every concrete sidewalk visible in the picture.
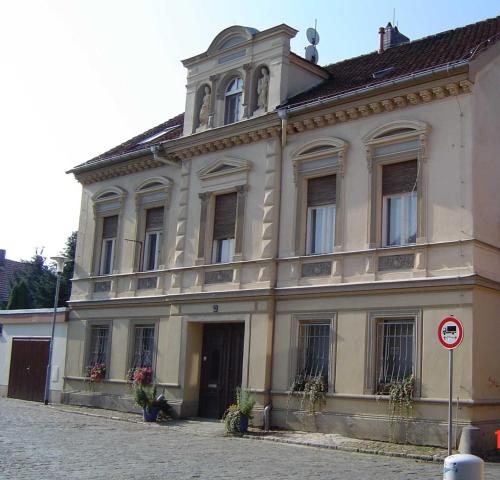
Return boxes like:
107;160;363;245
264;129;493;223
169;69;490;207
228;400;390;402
48;402;450;463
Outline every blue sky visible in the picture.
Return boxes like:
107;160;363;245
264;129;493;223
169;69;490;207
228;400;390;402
1;0;498;261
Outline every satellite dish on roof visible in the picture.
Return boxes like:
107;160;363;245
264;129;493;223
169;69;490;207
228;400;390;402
305;45;319;64
306;27;320;46
305;21;320;64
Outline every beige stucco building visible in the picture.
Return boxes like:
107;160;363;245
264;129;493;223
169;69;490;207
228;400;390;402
64;18;500;454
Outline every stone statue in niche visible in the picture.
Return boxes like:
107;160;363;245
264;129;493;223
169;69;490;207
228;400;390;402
256;67;269;113
198;85;211;129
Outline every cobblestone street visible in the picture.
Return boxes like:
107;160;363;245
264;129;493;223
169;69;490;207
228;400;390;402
1;397;499;480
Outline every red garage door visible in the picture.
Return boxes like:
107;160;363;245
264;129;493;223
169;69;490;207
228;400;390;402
8;338;50;402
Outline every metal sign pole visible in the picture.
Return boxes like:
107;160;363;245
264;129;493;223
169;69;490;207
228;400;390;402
448;348;453;456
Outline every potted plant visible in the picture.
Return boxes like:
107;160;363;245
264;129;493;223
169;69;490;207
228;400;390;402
132;367;160;422
85;363;106;390
223;387;255;434
287;372;326;415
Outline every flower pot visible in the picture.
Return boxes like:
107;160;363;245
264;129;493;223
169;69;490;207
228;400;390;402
238;414;249;433
143;406;159;422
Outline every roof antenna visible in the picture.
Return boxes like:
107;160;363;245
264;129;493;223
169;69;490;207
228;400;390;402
393;8;396;26
305;19;320;64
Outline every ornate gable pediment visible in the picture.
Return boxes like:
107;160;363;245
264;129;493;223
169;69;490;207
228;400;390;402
197;156;251;180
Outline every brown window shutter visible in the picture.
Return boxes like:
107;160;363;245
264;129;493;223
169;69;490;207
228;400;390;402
213;192;237;240
102;215;118;239
307;175;336;207
146;207;164;230
382;160;418;195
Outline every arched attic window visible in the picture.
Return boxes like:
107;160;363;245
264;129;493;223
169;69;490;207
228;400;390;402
224;77;244;125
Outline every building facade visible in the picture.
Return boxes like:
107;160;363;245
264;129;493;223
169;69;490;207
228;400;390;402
64;19;500;453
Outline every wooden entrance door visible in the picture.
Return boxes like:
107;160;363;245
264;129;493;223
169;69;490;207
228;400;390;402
8;338;50;402
199;323;244;419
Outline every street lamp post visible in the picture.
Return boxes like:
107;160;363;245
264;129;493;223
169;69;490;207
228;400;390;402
44;255;67;405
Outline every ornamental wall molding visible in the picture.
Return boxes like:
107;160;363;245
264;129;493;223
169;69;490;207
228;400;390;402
76;79;473;185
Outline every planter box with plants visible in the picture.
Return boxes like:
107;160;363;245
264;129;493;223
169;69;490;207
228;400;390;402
223;388;255;434
129;367;171;422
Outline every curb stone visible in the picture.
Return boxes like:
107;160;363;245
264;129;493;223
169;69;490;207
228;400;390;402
240;433;446;463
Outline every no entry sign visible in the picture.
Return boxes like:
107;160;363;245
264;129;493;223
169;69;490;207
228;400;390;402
438;316;463;349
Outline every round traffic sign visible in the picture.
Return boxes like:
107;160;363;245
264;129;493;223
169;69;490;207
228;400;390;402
438;316;463;349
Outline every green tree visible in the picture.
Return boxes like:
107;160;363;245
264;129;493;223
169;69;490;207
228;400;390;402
58;231;77;305
7;232;77;310
17;251;57;308
6;279;32;309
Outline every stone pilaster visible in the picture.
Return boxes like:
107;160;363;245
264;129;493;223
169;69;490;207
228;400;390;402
259;139;278;281
172;160;191;288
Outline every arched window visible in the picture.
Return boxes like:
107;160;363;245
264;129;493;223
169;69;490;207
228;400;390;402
363;120;429;248
224;77;243;125
92;187;127;276
134;177;172;273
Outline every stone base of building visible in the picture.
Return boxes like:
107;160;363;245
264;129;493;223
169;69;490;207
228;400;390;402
61;390;183;418
271;407;499;457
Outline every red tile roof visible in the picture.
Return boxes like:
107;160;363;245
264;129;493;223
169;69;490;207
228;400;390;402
285;16;500;107
0;258;28;303
73;16;500;171
81;113;184;168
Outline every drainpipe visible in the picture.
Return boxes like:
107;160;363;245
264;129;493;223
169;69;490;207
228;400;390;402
263;109;288;431
378;27;385;54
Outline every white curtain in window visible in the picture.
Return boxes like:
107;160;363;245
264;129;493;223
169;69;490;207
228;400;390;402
384;191;417;246
308;205;336;254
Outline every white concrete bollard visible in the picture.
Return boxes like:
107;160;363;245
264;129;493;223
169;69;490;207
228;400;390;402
443;454;484;480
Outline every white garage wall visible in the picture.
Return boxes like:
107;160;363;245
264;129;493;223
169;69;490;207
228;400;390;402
0;309;68;400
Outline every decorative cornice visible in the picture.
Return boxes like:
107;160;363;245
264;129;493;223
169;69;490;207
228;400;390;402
77;79;473;185
285;80;472;136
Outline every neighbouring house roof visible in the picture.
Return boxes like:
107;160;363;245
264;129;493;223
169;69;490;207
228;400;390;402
0;307;68;324
71;16;500;172
0;255;27;303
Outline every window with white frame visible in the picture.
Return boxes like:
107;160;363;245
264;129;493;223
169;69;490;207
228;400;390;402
100;215;118;275
382;160;418;247
297;321;331;382
131;324;155;369
224;77;243;125
376;318;414;390
212;192;237;263
306;175;336;254
87;325;110;367
143;207;163;271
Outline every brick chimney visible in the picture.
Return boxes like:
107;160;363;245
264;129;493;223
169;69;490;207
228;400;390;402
378;26;385;54
0;249;5;269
